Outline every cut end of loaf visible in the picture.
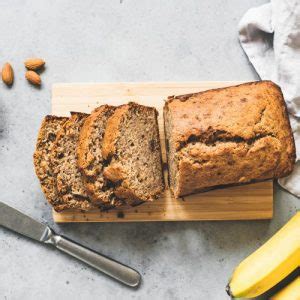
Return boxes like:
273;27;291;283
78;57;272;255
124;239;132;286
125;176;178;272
33;115;68;208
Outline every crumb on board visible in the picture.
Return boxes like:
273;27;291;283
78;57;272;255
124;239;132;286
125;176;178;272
117;211;125;218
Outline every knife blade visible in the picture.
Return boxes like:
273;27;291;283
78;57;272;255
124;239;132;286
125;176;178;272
0;201;51;241
0;201;141;287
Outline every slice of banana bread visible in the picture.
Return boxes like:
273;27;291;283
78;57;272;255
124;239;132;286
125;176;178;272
51;112;93;211
102;102;164;205
164;81;296;197
77;105;123;208
33;115;68;208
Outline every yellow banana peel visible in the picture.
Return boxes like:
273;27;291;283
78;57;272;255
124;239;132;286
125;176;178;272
271;276;300;300
227;212;300;298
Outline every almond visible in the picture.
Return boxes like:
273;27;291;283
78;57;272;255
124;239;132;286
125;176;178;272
2;63;14;86
25;71;41;86
24;58;45;70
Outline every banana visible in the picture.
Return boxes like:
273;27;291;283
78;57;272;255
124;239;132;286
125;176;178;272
227;212;300;298
271;277;300;300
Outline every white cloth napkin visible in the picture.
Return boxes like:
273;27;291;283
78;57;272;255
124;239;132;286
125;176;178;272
239;0;300;197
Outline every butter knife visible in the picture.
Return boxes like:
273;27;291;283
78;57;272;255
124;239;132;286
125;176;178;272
0;201;141;287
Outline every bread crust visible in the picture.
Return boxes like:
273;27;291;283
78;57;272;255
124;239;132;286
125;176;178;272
33;115;68;208
164;81;296;197
102;104;129;160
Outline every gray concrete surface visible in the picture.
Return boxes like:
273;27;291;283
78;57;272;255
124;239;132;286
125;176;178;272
0;1;298;299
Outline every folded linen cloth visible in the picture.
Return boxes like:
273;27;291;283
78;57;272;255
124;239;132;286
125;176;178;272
239;0;300;197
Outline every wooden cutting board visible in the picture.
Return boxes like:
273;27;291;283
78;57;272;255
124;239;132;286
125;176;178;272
52;81;273;222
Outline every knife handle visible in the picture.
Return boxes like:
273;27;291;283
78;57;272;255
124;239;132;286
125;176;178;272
48;234;141;287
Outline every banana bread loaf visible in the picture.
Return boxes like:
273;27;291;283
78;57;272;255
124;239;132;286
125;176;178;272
77;105;123;209
102;102;164;205
164;81;296;197
33;115;68;208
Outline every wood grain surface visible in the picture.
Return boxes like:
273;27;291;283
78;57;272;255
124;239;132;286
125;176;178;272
52;81;273;222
